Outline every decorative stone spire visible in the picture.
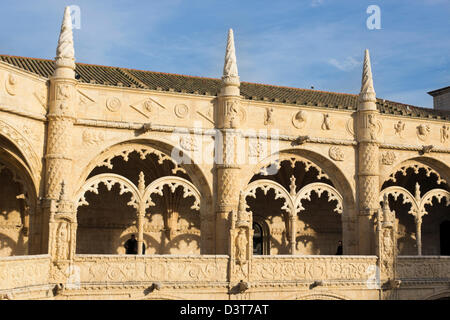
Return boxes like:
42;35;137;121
220;29;240;96
54;6;76;75
359;49;376;110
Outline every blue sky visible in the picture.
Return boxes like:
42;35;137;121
0;0;449;108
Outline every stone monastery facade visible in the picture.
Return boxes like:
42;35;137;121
0;7;449;300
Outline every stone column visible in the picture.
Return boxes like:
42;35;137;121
45;7;78;262
289;215;296;255
357;49;381;255
137;172;145;255
214;29;243;254
415;216;422;256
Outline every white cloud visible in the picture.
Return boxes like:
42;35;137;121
328;56;361;72
311;0;324;7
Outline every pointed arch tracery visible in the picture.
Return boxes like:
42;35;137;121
244;179;293;215
380;186;419;217
75;173;140;210
143;176;201;211
295;183;343;215
384;161;447;186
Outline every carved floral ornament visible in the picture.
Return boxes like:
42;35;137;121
381;151;397;165
244;179;343;216
329;146;344;161
75;173;201;212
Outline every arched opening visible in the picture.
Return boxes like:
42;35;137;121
75;143;205;255
77;182;137;254
253;222;263;255
252;219;270;255
382;160;450;256
145;183;200;254
246;188;289;255
296;191;342;255
0;137;36;257
245;152;346;255
440;220;450;256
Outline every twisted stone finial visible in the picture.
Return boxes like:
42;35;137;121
359;49;376;109
222;29;240;87
55;6;75;71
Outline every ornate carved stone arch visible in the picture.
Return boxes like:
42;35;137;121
244;148;356;213
0;158;36;209
244;179;294;215
379;186;419;216
295;182;344;215
143;176;201;211
383;159;448;186
419;189;450;215
75;139;212;214
251;153;330;181
74;173;141;210
0;119;41;182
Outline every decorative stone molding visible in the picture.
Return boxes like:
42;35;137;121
381;151;396;165
329;146;344;161
264;107;274;126
179;135;199;151
394;120;405;138
67;255;227;284
441;125;449;143
5;73;18;96
321;113;331;130
82;130;105;146
106;97;121;112
292;110;308;129
250;256;377;281
0;255;51;290
416;124;430;141
174;104;189;119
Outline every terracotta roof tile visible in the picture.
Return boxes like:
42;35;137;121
0;54;448;120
